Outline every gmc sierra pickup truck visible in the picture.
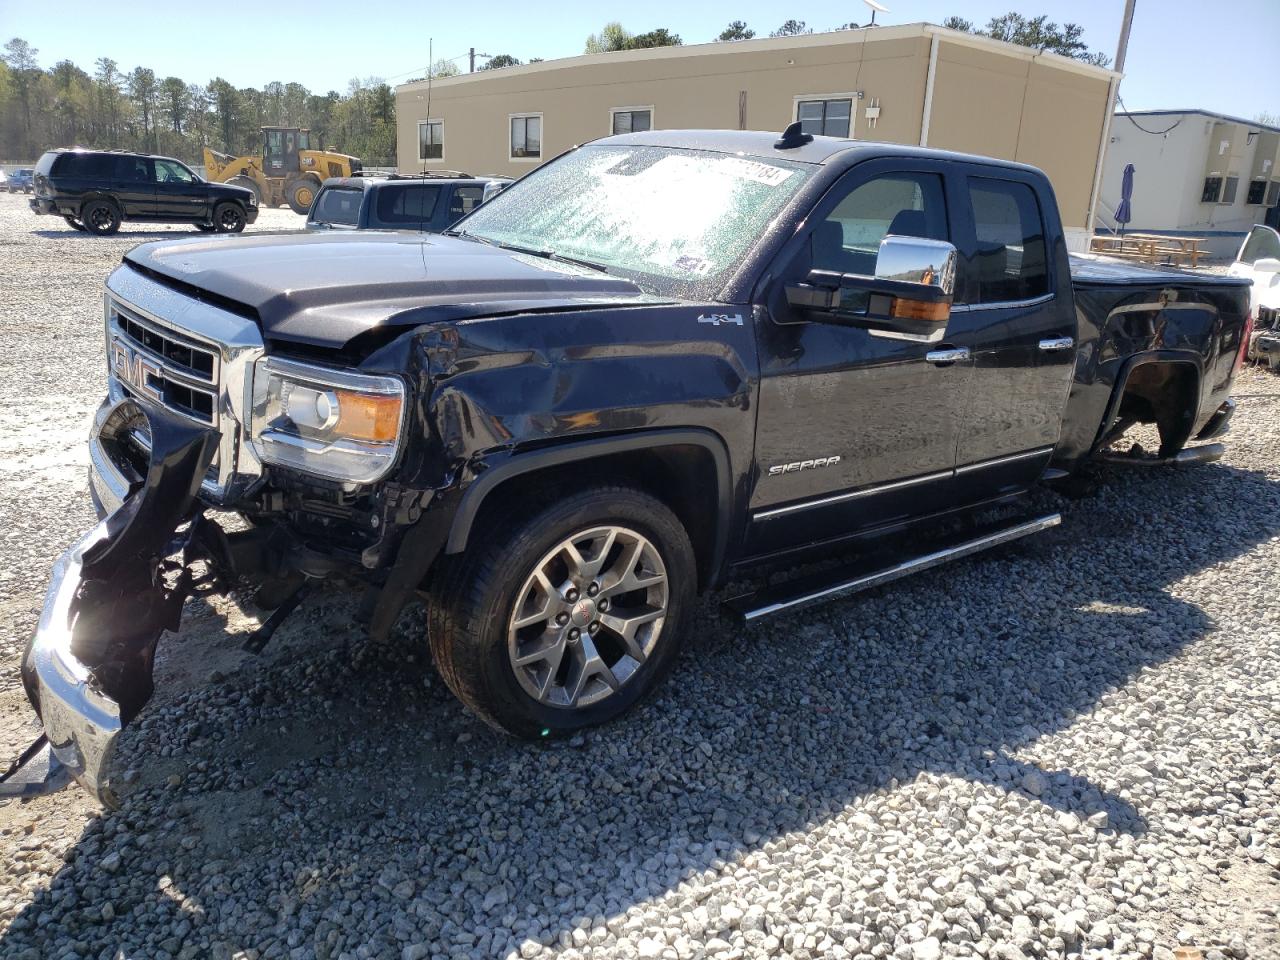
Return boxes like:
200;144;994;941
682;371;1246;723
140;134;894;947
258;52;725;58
2;126;1251;805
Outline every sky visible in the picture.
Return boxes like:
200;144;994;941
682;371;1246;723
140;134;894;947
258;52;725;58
2;0;1276;120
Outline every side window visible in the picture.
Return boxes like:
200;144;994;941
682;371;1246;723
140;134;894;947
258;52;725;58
113;156;153;183
373;184;441;226
810;173;947;277
449;185;485;222
967;178;1049;304
1239;226;1280;265
155;160;194;183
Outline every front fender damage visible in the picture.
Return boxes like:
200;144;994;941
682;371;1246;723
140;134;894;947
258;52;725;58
0;399;217;806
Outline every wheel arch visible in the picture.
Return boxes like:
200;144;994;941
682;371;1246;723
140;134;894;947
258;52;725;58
1095;350;1203;456
446;428;734;590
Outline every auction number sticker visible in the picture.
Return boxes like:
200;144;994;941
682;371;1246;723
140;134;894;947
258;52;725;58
719;157;795;187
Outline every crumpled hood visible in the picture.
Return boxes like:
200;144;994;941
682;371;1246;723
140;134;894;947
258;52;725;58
122;231;650;348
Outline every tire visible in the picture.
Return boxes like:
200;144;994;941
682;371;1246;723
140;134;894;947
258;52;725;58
227;176;261;206
194;223;217;233
428;485;695;739
212;202;247;233
287;178;319;215
63;215;87;232
81;200;121;235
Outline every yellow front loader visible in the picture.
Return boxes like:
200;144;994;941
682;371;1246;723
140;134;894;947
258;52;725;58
203;126;363;214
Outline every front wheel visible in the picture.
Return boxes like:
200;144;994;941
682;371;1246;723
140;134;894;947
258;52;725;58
428;486;695;738
287;178;319;215
212;202;247;233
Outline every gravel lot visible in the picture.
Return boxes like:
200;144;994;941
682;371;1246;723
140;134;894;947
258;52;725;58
0;191;1277;960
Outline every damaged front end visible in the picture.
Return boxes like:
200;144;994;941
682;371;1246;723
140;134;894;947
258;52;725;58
0;398;221;806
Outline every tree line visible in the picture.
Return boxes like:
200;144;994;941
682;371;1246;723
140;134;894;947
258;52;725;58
579;13;1110;65
0;37;397;165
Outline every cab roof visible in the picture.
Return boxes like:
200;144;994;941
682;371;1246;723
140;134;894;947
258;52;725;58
605;129;1045;177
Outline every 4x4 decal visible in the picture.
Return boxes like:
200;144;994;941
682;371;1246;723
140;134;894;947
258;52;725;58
697;313;744;327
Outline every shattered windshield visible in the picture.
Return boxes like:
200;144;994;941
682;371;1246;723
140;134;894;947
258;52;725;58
454;144;812;299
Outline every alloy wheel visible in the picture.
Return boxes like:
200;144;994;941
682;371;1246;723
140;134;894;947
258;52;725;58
507;525;668;710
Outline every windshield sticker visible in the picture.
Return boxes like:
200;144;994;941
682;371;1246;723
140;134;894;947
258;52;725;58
719;157;796;187
672;254;714;275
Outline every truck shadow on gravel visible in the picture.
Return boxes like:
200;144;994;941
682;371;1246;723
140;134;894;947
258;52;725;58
3;460;1278;958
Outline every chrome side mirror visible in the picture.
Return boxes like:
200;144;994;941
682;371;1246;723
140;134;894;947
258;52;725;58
874;235;957;296
784;235;959;337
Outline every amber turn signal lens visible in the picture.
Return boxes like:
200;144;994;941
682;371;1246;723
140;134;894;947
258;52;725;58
891;297;952;322
333;390;402;442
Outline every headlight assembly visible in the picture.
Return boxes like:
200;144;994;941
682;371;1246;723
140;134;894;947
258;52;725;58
249;358;405;484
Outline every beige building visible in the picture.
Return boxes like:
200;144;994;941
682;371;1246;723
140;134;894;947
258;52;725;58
1099;109;1280;258
396;23;1119;248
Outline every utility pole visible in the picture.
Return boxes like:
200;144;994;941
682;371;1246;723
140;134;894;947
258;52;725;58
1114;0;1136;74
1086;0;1136;238
469;48;475;73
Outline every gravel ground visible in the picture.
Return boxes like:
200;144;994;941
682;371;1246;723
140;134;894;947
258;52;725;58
0;191;1278;960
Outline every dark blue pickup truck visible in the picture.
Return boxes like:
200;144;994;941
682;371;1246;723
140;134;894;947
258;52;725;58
306;173;511;233
2;126;1250;805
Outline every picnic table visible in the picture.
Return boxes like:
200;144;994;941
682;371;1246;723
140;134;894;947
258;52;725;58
1089;233;1208;269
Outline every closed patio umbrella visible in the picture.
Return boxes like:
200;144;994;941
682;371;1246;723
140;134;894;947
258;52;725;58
1115;163;1135;235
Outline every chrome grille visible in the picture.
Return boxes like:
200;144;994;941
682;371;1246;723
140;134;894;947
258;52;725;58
108;301;220;425
102;267;266;504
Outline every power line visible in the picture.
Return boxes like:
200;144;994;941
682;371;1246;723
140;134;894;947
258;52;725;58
1117;95;1183;136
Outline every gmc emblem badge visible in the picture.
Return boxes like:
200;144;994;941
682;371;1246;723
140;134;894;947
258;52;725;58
111;341;164;404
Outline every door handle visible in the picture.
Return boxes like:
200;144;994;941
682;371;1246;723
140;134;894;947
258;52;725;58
925;347;970;366
1038;337;1074;353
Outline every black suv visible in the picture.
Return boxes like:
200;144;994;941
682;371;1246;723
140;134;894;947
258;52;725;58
31;148;258;235
305;173;510;233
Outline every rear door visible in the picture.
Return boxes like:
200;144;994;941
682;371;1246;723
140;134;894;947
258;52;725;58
747;160;970;558
152;159;208;220
946;171;1075;497
111;155;158;218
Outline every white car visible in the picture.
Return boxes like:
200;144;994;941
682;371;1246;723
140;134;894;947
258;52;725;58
1228;225;1280;367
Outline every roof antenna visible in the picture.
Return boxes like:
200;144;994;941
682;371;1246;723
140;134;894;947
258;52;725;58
775;121;814;149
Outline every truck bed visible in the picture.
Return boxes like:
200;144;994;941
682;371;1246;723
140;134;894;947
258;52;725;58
1056;253;1252;466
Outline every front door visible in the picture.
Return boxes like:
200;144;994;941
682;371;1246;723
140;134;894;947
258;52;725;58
152;159;208;220
110;156;158;218
746;163;970;559
946;172;1075;498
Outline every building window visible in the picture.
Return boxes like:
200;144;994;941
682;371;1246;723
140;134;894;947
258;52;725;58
1247;179;1267;205
1201;175;1223;203
1268;180;1280;207
1221;176;1239;204
611;108;653;135
418;120;443;161
510;114;542;160
796;97;853;138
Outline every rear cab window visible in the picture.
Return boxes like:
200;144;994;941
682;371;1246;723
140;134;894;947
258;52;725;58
370;184;441;228
310;187;363;226
967;178;1050;303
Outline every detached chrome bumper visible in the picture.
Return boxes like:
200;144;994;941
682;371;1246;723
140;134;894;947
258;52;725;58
0;398;219;806
11;523;125;804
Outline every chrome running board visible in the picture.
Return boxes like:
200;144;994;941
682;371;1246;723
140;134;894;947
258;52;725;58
722;512;1061;624
1095;442;1225;468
